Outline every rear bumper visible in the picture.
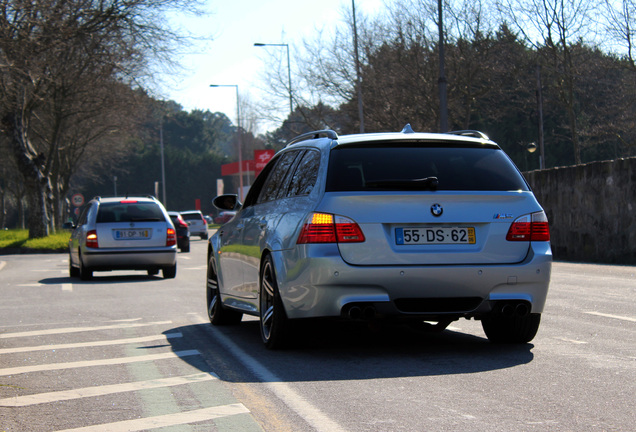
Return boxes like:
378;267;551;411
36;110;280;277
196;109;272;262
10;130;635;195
273;242;552;320
81;247;177;271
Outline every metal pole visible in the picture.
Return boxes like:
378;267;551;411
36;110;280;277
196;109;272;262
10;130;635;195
536;65;545;170
159;118;167;206
254;43;293;115
438;0;448;132
210;84;243;200
352;0;365;133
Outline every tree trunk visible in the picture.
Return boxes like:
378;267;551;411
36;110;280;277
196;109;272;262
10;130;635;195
2;112;51;238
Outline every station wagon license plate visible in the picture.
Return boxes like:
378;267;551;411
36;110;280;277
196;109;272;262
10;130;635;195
114;229;150;240
395;227;476;245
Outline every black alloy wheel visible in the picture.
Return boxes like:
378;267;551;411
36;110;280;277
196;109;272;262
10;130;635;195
259;255;289;349
206;254;242;325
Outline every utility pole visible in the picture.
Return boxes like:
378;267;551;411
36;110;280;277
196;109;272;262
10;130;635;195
536;65;545;169
437;0;448;132
352;0;365;133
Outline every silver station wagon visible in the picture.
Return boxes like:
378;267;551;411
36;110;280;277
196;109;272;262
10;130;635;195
207;126;552;349
69;196;177;280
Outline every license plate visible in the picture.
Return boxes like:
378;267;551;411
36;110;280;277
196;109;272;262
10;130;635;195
114;229;150;240
396;227;476;245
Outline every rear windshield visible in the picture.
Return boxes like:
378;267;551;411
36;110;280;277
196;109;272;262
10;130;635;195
96;202;165;223
181;212;202;221
325;145;529;192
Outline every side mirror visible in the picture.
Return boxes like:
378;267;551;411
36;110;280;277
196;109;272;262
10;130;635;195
213;194;240;211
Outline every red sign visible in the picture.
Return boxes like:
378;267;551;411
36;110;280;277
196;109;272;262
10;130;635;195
254;150;275;176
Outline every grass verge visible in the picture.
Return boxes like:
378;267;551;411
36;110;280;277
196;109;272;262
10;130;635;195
0;229;70;252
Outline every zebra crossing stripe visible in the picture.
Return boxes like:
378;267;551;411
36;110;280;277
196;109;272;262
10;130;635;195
55;403;251;432
0;333;182;355
0;321;173;339
0;372;217;407
0;350;200;376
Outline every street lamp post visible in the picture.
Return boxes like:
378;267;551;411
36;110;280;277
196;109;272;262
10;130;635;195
210;84;243;200
254;42;293;115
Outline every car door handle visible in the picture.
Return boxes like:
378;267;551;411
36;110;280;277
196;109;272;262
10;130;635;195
258;219;267;229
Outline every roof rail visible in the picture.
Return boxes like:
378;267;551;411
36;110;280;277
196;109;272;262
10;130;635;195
446;130;490;140
286;129;338;147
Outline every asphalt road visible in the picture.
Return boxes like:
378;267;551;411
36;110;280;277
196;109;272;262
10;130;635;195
0;239;634;431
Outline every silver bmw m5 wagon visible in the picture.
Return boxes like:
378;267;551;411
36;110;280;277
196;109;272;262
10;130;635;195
207;126;552;349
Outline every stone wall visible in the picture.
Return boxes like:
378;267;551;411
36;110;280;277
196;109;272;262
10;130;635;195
523;157;636;264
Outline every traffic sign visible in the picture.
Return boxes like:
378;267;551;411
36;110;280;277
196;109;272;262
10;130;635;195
71;193;85;207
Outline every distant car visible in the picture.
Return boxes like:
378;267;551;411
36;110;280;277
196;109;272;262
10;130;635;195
207;126;552;349
68;196;177;280
214;211;236;224
180;210;208;239
168;211;190;252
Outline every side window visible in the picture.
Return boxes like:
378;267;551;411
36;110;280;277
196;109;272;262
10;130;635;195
77;204;91;225
257;151;300;204
286;150;320;197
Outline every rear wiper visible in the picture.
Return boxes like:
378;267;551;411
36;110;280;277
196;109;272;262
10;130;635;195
365;176;439;191
129;217;162;222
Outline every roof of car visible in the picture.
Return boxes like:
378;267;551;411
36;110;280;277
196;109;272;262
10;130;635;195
91;196;159;204
284;126;500;151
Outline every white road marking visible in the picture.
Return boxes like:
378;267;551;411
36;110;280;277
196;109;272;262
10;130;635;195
0;372;216;407
0;333;182;355
554;337;588;344
0;261;6;271
585;311;636;323
194;314;348;432
0;350;200;376
55;403;250;432
16;284;42;287
62;283;73;291
0;320;172;339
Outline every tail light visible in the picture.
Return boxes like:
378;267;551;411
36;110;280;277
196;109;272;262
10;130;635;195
297;213;365;244
166;228;177;247
86;230;99;248
506;211;550;242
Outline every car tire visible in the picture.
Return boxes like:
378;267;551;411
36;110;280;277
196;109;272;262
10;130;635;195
181;241;190;253
162;264;177;279
201;233;208;240
69;253;80;278
259;255;289;349
147;269;159;276
79;253;92;281
482;313;541;343
207;255;242;325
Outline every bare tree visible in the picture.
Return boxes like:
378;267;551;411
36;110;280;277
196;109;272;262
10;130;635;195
497;0;599;164
0;0;203;237
603;0;636;68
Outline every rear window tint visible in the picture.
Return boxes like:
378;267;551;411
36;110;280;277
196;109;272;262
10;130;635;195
181;212;202;221
326;145;529;192
97;202;165;223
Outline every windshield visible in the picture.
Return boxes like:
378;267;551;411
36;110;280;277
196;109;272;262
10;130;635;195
96;202;165;223
326;145;529;192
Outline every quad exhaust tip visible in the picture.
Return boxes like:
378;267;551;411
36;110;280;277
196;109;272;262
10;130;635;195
499;301;530;317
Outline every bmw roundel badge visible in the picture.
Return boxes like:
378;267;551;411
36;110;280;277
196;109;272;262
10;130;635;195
431;203;443;217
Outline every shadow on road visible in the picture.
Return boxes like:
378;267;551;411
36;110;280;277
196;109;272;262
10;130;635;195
163;320;535;383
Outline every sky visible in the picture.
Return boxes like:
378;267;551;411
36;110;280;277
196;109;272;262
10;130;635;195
161;0;385;131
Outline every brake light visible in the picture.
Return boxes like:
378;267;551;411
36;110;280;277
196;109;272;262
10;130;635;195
166;228;177;247
120;200;138;203
506;211;550;241
297;213;365;244
86;230;99;248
